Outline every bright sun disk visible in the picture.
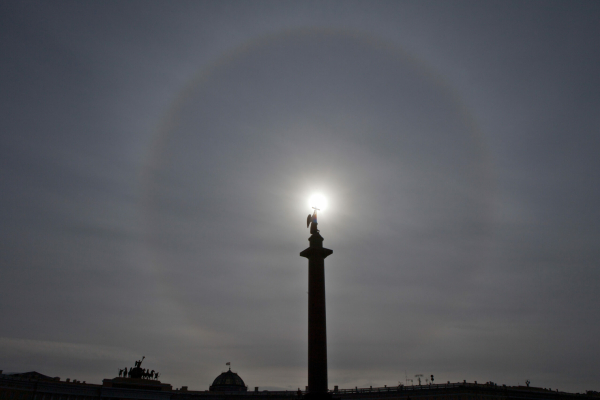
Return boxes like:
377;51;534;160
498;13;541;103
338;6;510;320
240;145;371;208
308;193;328;211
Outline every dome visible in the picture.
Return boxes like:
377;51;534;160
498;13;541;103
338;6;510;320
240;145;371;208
209;368;247;392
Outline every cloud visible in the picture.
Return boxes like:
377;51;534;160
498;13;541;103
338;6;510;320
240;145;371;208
0;337;137;363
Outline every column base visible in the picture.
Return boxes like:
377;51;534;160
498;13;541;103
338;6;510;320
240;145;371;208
303;392;334;400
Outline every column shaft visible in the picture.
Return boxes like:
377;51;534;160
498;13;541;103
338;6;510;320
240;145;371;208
308;256;327;394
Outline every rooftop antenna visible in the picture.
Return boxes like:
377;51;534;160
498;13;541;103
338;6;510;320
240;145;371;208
415;374;423;386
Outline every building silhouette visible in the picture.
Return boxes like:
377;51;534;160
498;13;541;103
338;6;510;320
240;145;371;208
209;369;247;392
1;370;597;400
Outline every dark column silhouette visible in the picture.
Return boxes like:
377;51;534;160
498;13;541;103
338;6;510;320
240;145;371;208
300;213;332;399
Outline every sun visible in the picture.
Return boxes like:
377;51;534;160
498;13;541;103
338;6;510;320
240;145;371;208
308;193;328;211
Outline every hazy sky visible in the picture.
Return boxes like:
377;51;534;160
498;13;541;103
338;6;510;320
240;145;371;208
1;0;599;393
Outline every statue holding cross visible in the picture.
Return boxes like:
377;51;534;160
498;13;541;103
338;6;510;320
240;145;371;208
306;207;319;234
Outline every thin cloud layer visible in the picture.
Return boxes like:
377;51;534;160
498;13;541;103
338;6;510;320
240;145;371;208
1;0;599;393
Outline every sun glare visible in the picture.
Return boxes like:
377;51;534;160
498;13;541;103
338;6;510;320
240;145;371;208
308;193;328;211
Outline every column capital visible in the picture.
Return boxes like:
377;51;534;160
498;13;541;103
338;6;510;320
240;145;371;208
300;247;333;259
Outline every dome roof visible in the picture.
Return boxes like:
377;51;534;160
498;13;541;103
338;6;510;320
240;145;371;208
209;368;247;392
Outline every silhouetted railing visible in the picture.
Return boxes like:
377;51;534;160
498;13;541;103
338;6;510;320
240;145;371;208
329;382;575;396
246;382;518;396
332;382;467;395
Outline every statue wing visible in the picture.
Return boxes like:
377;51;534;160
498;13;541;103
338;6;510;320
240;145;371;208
307;214;312;228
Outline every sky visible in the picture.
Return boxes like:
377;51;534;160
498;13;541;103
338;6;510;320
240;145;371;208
1;0;599;394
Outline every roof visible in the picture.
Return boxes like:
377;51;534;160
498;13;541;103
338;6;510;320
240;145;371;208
4;372;57;381
209;369;246;392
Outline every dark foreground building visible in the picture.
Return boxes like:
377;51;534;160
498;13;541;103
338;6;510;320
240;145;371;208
1;371;598;400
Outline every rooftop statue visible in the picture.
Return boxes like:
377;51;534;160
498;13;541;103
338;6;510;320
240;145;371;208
306;208;319;234
118;357;160;380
